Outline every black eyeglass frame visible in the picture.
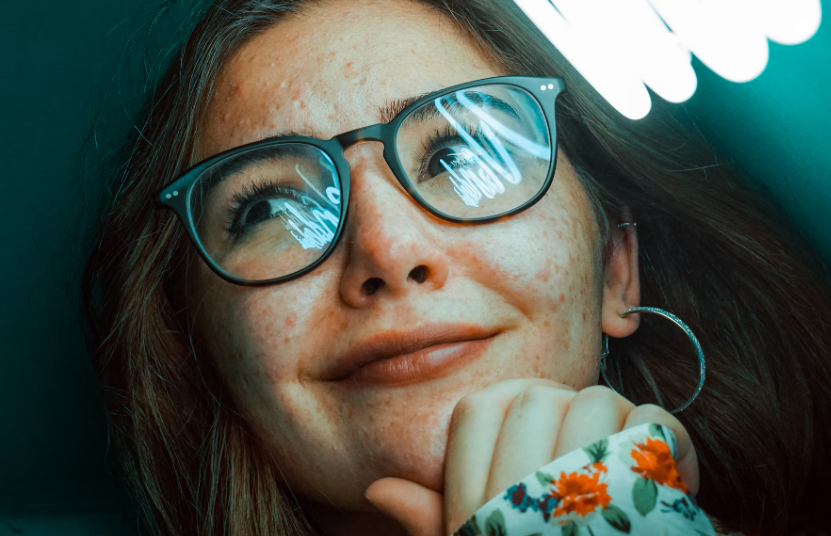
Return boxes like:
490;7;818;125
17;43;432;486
155;75;566;286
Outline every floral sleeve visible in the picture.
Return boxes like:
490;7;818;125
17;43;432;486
451;422;715;536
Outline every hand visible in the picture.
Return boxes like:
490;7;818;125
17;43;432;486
364;379;699;536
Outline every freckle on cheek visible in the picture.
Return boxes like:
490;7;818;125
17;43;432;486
559;293;565;302
285;312;296;328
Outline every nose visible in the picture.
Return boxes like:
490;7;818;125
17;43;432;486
338;143;449;308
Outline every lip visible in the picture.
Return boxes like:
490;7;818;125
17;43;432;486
325;323;500;387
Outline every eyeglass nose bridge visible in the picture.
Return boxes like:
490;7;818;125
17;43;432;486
334;124;386;148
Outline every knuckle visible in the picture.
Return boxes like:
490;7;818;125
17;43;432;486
632;403;675;424
451;392;492;423
512;385;574;411
516;385;558;406
575;384;624;407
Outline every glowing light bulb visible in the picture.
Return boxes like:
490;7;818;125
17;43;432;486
512;0;822;119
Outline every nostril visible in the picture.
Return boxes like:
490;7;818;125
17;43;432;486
408;265;429;284
362;277;384;296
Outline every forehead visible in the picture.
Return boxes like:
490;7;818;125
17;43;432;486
199;0;503;158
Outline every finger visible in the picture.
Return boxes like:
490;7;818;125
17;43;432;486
484;385;575;500
445;378;575;532
552;385;635;460
623;404;700;495
365;477;444;536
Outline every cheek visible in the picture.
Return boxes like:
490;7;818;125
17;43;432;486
196;271;342;402
447;175;602;379
452;198;596;310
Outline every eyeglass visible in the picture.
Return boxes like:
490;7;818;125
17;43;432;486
155;75;566;286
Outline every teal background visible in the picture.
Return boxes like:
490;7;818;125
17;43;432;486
1;1;829;533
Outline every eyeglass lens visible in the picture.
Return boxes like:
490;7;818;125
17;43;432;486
189;83;552;282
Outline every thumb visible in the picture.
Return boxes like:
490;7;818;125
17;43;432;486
364;477;444;536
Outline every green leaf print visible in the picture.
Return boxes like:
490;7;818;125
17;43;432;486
561;520;580;536
582;438;609;464
632;477;658;516
535;471;554;486
601;504;632;533
648;423;666;441
485;509;507;536
459;517;482;535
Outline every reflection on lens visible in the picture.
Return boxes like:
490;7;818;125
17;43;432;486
190;144;341;282
396;84;552;219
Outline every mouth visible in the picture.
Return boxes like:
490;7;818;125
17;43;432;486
325;323;500;387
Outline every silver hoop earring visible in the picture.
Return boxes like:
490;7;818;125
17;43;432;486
600;306;706;414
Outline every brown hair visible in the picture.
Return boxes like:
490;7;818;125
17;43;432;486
82;0;831;534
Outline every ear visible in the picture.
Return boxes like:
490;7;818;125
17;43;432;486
601;213;641;338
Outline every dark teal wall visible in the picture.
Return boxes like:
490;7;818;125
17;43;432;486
686;14;831;262
1;0;150;530
1;0;829;532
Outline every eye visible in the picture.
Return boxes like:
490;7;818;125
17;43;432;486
226;183;313;237
416;125;481;183
426;147;473;178
241;198;290;227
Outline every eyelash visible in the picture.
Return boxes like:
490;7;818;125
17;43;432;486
224;181;305;238
415;124;481;182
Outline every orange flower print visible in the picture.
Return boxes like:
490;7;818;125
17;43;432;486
592;461;608;473
581;461;608;474
630;436;688;493
550;471;612;517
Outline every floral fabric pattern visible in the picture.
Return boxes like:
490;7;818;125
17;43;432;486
452;422;715;536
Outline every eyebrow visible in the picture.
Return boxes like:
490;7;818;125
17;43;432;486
379;91;521;124
202;144;316;188
379;92;434;123
260;88;521;140
381;92;520;123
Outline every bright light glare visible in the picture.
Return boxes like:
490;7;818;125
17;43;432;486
513;0;822;119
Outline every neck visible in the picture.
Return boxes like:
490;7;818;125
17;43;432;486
299;497;409;536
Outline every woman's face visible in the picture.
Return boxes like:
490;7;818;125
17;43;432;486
193;0;638;516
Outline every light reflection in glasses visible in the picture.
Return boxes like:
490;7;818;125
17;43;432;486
455;91;549;160
280;89;548;248
434;90;547;208
279;165;341;250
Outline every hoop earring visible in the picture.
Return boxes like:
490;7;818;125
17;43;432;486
600;306;706;414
